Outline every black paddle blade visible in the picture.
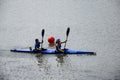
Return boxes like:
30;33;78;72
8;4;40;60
42;29;45;37
66;27;70;36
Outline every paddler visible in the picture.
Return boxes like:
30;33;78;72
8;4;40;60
56;39;67;53
34;38;43;50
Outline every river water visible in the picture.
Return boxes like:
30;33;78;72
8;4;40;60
0;0;120;80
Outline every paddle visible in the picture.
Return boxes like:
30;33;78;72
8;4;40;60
41;29;45;49
64;27;70;49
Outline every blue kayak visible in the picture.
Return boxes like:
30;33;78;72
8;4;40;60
10;48;96;55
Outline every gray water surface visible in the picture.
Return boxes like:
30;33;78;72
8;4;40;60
0;0;120;80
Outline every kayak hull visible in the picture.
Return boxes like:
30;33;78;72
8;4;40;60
10;49;96;55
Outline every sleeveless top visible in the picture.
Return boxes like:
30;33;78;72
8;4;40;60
56;43;61;51
35;42;40;49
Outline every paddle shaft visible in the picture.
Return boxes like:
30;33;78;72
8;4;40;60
64;36;68;48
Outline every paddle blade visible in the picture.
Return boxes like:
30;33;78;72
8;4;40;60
64;27;70;49
41;29;45;48
42;29;45;38
66;27;70;36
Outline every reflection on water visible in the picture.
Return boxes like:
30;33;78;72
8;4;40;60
35;54;75;80
36;53;66;67
36;53;43;65
35;54;51;78
56;54;67;66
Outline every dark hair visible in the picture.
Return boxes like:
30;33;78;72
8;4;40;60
56;39;60;43
35;39;39;42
